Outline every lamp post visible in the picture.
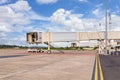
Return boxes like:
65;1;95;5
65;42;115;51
105;0;108;54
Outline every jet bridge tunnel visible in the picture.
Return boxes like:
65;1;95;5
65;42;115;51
26;31;120;53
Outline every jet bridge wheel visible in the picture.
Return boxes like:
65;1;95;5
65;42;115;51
47;50;51;54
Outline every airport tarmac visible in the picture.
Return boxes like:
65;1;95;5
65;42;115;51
100;55;120;80
0;49;95;80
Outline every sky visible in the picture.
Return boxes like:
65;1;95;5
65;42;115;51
0;0;120;46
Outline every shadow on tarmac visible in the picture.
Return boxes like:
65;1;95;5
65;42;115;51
0;55;27;59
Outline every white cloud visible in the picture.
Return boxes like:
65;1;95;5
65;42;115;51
0;32;6;38
0;0;49;33
9;0;31;12
36;0;58;4
0;1;31;24
0;0;50;45
50;8;120;33
96;3;103;8
116;5;120;13
79;0;88;2
28;11;50;21
93;8;100;16
51;9;96;32
109;14;120;31
51;8;84;31
92;8;104;18
0;0;9;4
0;25;11;32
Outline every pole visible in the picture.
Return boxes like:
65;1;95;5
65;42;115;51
77;32;80;50
108;13;111;31
105;0;108;54
47;30;51;53
48;32;50;50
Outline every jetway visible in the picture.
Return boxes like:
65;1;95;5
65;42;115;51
26;31;120;53
27;31;120;44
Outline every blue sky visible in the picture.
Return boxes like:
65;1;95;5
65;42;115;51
0;0;120;46
28;0;120;17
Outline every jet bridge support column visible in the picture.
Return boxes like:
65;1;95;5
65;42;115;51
98;39;105;54
77;32;80;50
47;31;51;53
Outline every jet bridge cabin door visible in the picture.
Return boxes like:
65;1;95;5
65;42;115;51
27;32;42;44
36;32;42;43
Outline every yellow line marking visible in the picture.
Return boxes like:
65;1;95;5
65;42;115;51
94;53;104;80
98;55;104;80
94;55;98;80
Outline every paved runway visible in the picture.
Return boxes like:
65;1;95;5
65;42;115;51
100;55;120;80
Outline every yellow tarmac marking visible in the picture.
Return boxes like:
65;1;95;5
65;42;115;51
98;54;104;80
94;53;104;80
94;57;98;80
